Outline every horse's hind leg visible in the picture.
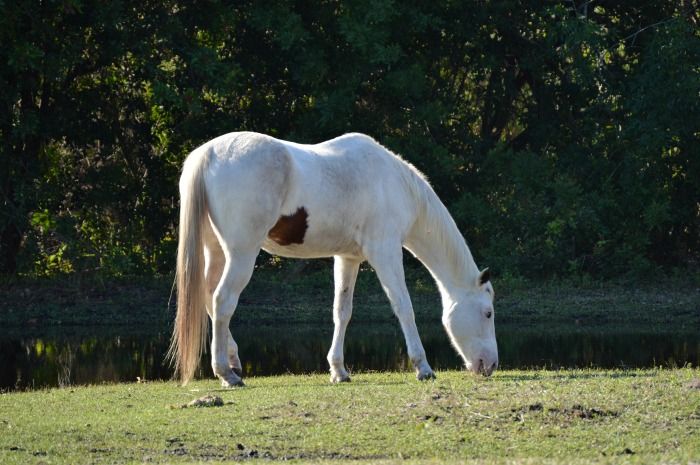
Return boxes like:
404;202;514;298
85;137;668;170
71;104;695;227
327;255;361;383
227;336;243;377
210;248;258;387
364;242;435;381
204;223;243;377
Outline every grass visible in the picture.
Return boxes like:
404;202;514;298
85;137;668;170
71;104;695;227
1;369;699;464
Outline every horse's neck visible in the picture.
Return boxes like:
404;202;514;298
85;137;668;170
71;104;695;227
405;188;479;307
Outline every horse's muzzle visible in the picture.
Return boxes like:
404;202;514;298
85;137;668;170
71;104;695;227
475;358;498;377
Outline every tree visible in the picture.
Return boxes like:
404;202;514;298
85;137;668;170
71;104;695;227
1;0;697;277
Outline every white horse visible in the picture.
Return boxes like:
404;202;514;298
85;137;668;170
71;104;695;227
169;132;498;386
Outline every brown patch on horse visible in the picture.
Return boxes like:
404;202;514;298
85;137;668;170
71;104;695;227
268;207;309;246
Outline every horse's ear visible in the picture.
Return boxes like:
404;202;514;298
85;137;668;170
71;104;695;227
478;268;491;286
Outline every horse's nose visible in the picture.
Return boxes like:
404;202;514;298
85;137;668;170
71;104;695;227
488;361;498;375
479;359;498;377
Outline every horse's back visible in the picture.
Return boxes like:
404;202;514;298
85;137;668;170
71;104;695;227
281;133;419;229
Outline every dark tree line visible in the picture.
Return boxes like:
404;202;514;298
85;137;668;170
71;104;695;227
1;1;698;277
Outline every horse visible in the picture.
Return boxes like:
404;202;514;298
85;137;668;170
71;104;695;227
169;132;498;387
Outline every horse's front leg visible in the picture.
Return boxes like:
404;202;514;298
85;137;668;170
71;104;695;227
365;242;435;381
211;250;257;387
327;256;361;383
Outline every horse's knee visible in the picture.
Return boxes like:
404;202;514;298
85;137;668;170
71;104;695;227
333;307;352;325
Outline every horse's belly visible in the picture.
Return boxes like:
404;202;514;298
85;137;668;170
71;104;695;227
261;214;363;259
262;239;362;258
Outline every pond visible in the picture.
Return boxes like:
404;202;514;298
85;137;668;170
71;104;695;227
1;323;698;390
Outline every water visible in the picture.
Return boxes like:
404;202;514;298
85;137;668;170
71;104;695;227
1;323;698;390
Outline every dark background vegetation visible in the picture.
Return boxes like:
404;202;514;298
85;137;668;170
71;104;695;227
1;0;699;279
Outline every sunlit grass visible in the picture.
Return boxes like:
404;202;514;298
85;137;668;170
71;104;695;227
1;369;698;464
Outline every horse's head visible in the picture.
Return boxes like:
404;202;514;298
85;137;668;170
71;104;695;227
442;269;498;376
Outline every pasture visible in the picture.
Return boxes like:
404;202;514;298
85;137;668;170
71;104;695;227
1;369;698;464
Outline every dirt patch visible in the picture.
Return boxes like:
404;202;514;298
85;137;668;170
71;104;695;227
511;403;545;422
418;414;444;424
512;403;617;421
525;402;544;412
175;395;225;409
688;378;700;389
553;405;619;420
173;443;387;463
511;402;544;414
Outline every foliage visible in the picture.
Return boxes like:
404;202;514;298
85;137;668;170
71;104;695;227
1;0;698;278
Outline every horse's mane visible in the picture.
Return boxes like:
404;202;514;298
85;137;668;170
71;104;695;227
383;143;480;288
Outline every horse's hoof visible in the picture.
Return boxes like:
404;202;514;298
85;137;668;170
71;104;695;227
417;370;436;381
220;372;245;388
330;373;351;383
221;378;245;388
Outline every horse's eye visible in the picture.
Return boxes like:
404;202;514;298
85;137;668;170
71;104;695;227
485;311;492;319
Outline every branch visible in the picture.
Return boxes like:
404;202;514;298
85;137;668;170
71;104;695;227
620;17;677;47
567;0;596;19
595;17;678;73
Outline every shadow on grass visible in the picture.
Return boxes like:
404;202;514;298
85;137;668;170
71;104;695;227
201;374;422;390
494;370;658;382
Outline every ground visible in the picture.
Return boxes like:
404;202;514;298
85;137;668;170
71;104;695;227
1;369;699;464
0;266;698;463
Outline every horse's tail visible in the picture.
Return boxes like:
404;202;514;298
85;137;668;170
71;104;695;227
167;148;210;385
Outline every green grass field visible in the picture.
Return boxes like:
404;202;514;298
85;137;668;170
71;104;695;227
1;369;699;464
